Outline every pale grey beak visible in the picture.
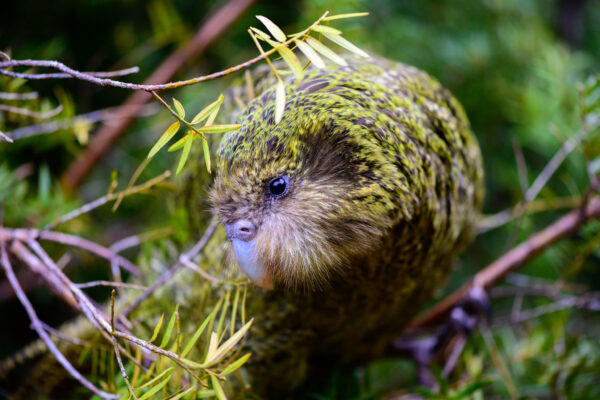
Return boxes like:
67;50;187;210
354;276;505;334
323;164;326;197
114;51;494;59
225;220;273;289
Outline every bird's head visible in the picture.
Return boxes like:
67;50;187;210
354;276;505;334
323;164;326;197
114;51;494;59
211;73;414;291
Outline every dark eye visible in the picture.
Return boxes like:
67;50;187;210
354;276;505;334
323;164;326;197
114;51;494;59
268;175;289;197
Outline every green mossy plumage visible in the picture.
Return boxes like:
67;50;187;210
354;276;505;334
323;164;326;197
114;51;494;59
210;55;484;395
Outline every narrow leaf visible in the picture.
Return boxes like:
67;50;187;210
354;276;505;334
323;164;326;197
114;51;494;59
149;313;164;343
135;366;175;390
147;122;180;159
167;134;188;152
221;353;252;376
202;137;211;174
196;390;217;399
311;25;342;35
181;306;220;357
256;15;286;42
275;80;286;124
159;305;179;348
173;98;185;118
211;375;227;400
295;40;325;69
305;36;347;66
324;33;369;58
137;371;173;400
191;94;224;125
277;46;304;80
175;134;193;175
249;27;271;41
196;124;242;134
323;12;369;21
204;331;220;364
205;319;253;367
166;386;194;400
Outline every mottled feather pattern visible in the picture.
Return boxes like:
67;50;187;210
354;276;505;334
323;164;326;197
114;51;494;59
210;56;483;395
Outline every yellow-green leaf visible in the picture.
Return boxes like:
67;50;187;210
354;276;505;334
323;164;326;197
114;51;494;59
147;122;180;159
196;124;242;134
204;319;253;367
175;135;193;175
196;390;217;399
211;375;227;400
159;305;179;348
221;353;251;376
173;98;185;118
191;94;224;125
323;12;369;21
249;27;271;41
135;366;175;391
294;40;325;69
166;386;194;400
181;305;219;357
202;137;211;174
167;134;188;152
148;313;164;343
277;46;304;80
311;25;342;35
256;15;286;42
305;37;347;66
204;331;219;364
275;80;285;124
137;370;173;400
324;33;369;58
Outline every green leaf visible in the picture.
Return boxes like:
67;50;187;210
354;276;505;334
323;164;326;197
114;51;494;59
256;15;286;42
249;27;272;41
137;370;173;400
135;366;175;391
166;386;194;400
196;390;217;399
204;319;253;367
149;313;164;343
323;12;369;21
159;305;179;348
323;33;369;58
220;353;251;376
210;375;227;400
196;124;242;134
275;80;286;124
172;98;185;118
311;25;342;35
277;46;304;80
147;122;180;159
180;302;219;357
167;134;188;152
175;134;193;175
202;137;211;174
190;94;224;125
294;40;325;69
305;36;347;66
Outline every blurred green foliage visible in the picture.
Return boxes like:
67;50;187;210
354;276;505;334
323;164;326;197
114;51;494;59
1;0;600;398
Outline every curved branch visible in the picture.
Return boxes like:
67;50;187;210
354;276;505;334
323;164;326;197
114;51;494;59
408;196;600;330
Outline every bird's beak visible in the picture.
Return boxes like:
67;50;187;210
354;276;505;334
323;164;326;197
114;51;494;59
230;238;273;289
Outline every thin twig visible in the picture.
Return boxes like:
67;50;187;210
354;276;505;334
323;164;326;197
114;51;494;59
0;130;14;143
0;91;38;100
76;281;148;290
3;103;158;141
408;196;600;330
0;103;63;119
42;170;171;231
2;227;140;276
0;66;139;80
119;218;218;318
0;242;119;399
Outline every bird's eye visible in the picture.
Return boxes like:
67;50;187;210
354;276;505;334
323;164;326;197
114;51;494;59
268;175;289;197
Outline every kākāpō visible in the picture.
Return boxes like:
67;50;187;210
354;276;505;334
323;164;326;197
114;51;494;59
1;54;483;399
208;54;484;395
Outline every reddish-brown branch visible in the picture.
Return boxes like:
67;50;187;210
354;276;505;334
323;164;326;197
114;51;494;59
61;0;255;189
407;196;600;330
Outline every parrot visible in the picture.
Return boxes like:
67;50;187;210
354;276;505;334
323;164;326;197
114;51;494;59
0;54;483;399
